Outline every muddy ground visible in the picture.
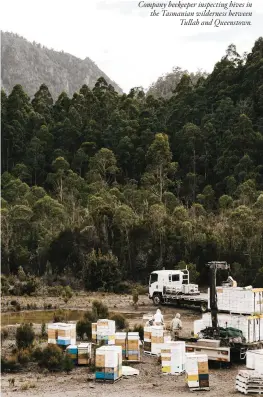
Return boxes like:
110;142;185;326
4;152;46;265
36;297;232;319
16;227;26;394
1;293;243;396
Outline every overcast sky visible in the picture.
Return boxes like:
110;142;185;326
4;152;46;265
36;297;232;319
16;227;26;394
1;0;263;92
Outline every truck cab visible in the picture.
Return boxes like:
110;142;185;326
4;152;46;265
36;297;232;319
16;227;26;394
149;269;189;305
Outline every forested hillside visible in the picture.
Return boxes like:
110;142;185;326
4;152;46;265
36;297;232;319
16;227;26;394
1;38;263;291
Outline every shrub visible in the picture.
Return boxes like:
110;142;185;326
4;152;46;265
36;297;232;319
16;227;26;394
132;289;139;306
1;356;21;372
17;266;26;281
61;286;73;303
83;310;95;322
1;327;8;341
83;250;121;292
23;277;40;296
32;346;43;362
1;275;10;295
133;284;148;295
110;314;128;330
113;281;132;294
41;322;47;338
16;323;35;349
76;319;91;340
47;286;63;297
92;300;109;320
38;345;64;371
53;309;66;322
63;354;74;374
132;324;144;340
17;349;31;365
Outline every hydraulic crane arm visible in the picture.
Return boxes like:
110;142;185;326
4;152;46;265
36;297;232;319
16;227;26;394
206;262;230;334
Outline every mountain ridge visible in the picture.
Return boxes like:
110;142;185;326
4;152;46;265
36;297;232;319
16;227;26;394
1;31;122;98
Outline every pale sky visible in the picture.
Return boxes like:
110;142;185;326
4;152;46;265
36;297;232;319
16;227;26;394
1;0;263;92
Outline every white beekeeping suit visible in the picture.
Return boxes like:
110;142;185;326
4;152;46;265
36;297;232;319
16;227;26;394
153;309;164;325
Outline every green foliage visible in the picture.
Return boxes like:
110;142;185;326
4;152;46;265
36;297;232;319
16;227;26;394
63;354;74;374
17;266;26;281
91;300;109;319
132;289;139;306
17;348;31;364
32;346;43;362
38;344;64;371
178;261;200;284
2;39;263;288
41;322;47;338
1;356;21;372
132;324;144;340
61;286;73;303
1;327;9;341
109;314;128;330
83;250;121;292
16;323;35;350
76;319;91;340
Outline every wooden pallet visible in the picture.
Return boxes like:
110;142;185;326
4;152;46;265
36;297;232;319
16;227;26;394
123;360;141;363
95;376;122;384
236;385;263;395
189;387;210;392
162;371;185;376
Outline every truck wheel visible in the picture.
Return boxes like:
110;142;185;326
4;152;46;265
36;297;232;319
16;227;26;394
200;302;208;313
153;294;162;306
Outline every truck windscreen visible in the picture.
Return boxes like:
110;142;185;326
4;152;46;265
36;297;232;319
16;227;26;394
150;273;158;284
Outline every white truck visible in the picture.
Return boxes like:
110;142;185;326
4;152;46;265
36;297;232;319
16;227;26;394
149;269;208;312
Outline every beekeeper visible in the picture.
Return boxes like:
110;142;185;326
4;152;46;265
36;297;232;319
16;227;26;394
171;313;182;340
227;276;237;287
153;308;164;326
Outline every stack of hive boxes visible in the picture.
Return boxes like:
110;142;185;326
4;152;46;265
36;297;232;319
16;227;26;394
57;323;76;346
194;313;263;343
115;332;127;359
66;344;78;365
95;345;122;382
161;341;186;374
208;287;263;314
143;326;152;353
92;323;97;343
127;332;140;361
93;319;116;345
78;343;92;365
47;323;57;344
185;353;209;389
48;323;76;346
143;326;171;355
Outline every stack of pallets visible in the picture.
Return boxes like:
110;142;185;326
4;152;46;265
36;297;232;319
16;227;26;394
236;370;263;395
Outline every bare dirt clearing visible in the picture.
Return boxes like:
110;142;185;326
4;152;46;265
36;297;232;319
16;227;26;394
1;355;242;397
1;294;243;396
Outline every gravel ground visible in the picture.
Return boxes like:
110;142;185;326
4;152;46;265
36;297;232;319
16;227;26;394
1;354;243;397
1;295;244;396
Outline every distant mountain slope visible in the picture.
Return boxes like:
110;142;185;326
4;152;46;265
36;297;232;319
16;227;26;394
1;31;122;98
147;66;208;99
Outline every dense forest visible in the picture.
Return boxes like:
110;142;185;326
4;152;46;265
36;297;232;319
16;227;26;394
1;38;263;291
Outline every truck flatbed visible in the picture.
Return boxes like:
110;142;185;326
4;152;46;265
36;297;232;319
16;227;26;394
161;292;209;312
